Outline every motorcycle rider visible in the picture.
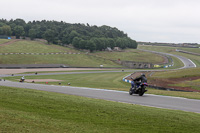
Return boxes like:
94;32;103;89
20;76;25;82
131;73;147;90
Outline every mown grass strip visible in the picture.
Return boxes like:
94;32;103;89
151;67;200;79
0;86;200;133
90;49;164;64
0;40;79;53
0;54;121;67
0;39;11;44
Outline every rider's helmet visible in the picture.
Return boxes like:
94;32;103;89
141;73;145;77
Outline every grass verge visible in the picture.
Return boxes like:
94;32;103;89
151;67;200;79
90;49;165;64
0;39;11;44
0;40;79;53
0;54;121;67
0;86;200;133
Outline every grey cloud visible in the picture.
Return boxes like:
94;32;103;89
1;0;200;43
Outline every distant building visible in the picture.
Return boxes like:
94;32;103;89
105;47;112;52
105;47;122;52
113;47;121;51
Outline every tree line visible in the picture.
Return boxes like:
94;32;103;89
0;18;137;52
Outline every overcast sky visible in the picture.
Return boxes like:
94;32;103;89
1;0;200;43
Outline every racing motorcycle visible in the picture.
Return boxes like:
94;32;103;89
129;82;148;96
19;79;25;82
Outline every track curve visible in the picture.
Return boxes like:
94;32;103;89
139;49;196;68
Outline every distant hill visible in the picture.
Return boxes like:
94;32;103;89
0;40;164;68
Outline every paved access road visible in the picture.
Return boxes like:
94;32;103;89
0;80;199;113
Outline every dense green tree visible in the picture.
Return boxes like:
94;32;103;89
79;39;87;49
13;25;25;39
62;33;70;44
107;38;115;49
68;30;79;43
0;18;138;50
130;40;138;49
28;29;36;40
24;23;32;36
53;36;59;44
2;25;12;36
87;40;96;52
13;19;26;27
116;38;123;48
72;37;81;48
0;27;3;35
43;29;55;44
91;38;102;51
0;22;5;27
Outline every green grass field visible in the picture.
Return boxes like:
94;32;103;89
0;40;169;67
152;67;200;79
90;49;164;64
0;40;79;53
0;39;11;44
0;54;121;67
179;47;200;53
0;86;200;133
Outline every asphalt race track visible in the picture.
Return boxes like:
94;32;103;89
0;80;200;113
139;49;196;68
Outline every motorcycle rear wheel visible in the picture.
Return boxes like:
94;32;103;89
139;87;145;96
139;92;144;96
129;88;133;95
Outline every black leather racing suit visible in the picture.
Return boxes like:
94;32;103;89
133;75;147;88
134;75;147;83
